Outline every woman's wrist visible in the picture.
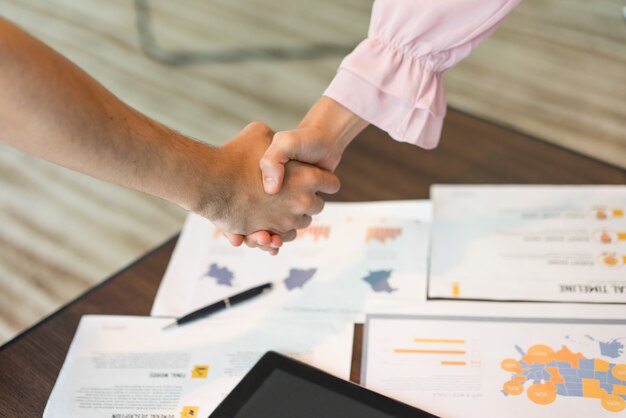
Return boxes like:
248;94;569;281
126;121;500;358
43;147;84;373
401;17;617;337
299;96;369;156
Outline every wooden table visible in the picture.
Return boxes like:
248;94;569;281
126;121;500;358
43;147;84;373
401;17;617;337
1;109;624;416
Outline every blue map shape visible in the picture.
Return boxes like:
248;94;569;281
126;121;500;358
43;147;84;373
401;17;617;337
599;339;624;359
362;270;396;293
586;335;624;359
204;263;234;286
284;268;317;290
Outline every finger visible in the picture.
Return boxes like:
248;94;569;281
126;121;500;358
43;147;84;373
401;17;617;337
252;243;276;252
281;229;297;243
306;195;325;216
295;215;313;230
244;231;272;247
242;121;274;138
223;232;244;247
311;169;341;195
270;234;283;248
260;132;294;195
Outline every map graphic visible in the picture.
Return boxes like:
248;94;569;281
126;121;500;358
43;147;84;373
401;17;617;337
363;270;396;293
284;268;317;290
203;263;234;286
501;341;626;412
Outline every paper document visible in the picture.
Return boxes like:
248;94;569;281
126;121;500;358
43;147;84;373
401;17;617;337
362;313;626;417
45;314;353;417
152;201;432;320
429;185;626;302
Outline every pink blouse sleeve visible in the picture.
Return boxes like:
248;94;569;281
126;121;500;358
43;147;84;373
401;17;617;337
324;0;521;148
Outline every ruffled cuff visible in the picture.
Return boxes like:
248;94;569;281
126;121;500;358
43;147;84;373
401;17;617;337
323;38;446;149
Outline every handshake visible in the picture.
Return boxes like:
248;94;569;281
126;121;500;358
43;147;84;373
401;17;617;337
0;17;369;258
196;98;367;255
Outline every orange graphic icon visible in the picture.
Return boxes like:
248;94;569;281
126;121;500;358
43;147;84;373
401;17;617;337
192;365;209;378
592;206;624;220
598;252;626;268
593;229;626;244
366;227;402;243
501;358;523;374
181;406;199;417
596;208;608;220
613;364;626;381
502;376;526;396
527;382;557;405
297;225;330;241
451;282;461;297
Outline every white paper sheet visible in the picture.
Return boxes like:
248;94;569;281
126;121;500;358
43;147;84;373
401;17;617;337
429;185;626;302
44;314;354;418
152;201;432;321
362;308;626;417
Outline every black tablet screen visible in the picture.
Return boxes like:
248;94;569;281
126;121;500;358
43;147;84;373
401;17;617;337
233;369;396;418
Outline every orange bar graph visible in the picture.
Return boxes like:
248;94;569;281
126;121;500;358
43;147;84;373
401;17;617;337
413;339;465;344
394;349;466;355
366;227;402;243
441;361;467;366
297;225;330;241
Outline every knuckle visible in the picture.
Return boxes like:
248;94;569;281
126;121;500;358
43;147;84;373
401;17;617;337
300;216;313;229
248;121;274;138
309;169;322;186
298;195;314;211
284;214;300;231
273;131;297;154
282;230;297;242
314;199;325;214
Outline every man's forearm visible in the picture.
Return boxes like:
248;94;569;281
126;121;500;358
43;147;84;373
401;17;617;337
0;18;219;215
0;18;341;249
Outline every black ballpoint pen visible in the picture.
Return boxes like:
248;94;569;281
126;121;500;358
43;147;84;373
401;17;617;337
162;282;273;330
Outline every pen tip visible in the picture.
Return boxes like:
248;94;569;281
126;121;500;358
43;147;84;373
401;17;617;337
162;321;177;331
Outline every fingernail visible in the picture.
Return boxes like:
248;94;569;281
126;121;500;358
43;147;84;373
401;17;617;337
263;176;275;188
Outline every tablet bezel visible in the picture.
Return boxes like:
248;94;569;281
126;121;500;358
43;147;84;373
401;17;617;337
208;351;438;418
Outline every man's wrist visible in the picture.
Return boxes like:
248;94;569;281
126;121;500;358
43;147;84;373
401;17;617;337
165;133;231;222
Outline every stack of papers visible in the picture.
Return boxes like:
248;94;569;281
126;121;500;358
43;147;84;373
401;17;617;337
45;200;433;417
46;186;626;417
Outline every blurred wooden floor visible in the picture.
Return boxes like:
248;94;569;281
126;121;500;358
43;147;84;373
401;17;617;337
1;0;625;344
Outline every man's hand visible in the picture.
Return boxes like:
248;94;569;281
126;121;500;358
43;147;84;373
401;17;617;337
230;98;368;254
0;19;339;256
195;122;340;253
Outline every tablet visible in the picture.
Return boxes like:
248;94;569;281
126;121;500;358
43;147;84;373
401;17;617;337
209;351;438;418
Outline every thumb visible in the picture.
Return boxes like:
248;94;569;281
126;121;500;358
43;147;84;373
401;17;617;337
260;128;332;194
259;131;296;195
